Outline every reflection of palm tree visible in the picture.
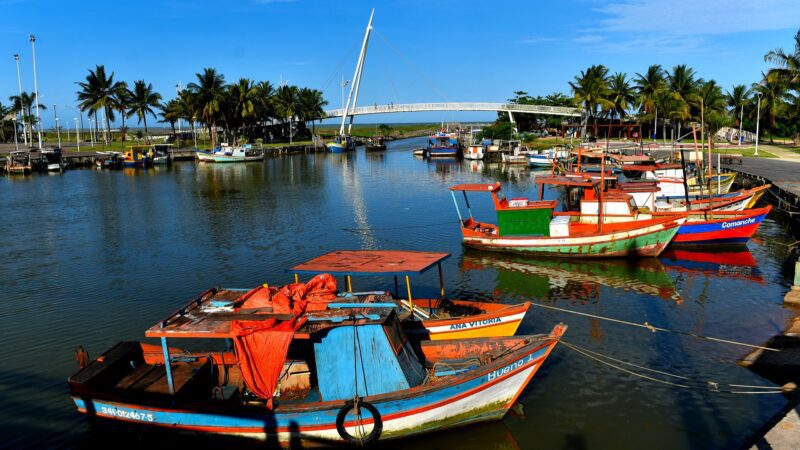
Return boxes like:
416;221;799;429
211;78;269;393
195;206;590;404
127;80;162;143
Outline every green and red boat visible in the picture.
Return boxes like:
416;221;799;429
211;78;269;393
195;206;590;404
449;182;685;258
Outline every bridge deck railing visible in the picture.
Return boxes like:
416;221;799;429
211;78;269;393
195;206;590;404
325;102;582;118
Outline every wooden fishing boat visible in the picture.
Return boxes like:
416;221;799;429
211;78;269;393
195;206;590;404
68;302;565;444
5;150;32;174
287;250;531;340
326;136;352;153
463;145;484;160
562;176;772;245
195;150;215;162
424;132;459;158
41;149;65;172
123;145;151;167
95;152;123;169
528;148;570;167
666;206;772;245
449;182;685;258
365;137;387;151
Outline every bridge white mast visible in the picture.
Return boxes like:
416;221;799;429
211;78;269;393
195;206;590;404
339;8;374;137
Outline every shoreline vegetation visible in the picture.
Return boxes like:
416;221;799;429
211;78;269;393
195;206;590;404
0;29;798;157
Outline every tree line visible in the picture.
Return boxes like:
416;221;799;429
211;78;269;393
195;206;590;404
496;29;800;147
0;65;328;148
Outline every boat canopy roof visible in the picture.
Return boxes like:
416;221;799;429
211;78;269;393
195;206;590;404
449;182;502;192
534;176;599;188
288;250;450;276
145;286;396;339
622;163;682;172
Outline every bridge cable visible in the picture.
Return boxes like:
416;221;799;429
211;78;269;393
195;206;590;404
320;40;363;96
375;42;401;106
373;29;450;102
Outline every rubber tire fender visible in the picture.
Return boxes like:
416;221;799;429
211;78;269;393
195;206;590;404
335;400;382;446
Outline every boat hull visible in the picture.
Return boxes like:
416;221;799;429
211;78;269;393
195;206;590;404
414;301;530;340
195;151;215;162
326;142;348;153
461;218;683;258
668;206;771;245
70;334;562;443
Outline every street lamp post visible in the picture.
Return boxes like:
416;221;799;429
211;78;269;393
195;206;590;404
755;92;762;157
738;104;744;146
12;117;19;151
13;54;28;146
74;117;80;151
54;104;61;149
30;34;43;150
192;116;198;149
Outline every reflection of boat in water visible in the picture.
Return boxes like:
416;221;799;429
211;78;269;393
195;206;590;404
660;247;764;283
461;251;680;301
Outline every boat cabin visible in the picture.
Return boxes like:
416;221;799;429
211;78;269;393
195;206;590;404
124;145;151;166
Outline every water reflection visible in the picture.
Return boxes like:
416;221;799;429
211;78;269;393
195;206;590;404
660;247;764;283
460;250;681;302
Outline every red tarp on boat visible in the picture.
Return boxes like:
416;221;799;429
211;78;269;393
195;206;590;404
230;316;307;408
238;273;338;314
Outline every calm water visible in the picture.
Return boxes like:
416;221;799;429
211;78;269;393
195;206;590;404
1;137;798;449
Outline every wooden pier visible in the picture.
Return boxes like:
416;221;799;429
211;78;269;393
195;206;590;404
719;157;800;218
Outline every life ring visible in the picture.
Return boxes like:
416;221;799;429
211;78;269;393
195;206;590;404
335;399;382;446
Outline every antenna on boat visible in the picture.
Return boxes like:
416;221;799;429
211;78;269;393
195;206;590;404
340;9;375;137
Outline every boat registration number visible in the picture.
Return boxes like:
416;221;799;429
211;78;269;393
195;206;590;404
100;405;155;422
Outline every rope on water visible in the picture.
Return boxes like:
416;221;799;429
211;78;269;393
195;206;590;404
529;301;779;352
560;340;793;395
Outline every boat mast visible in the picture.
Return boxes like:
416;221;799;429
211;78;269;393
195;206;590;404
340;9;375;137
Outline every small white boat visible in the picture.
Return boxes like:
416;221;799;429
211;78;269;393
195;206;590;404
528;148;570;167
501;146;529;164
463;145;485;160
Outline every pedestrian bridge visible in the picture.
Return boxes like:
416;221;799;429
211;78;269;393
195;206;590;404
325;102;583;119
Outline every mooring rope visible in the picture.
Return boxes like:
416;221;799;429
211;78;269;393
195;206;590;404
529;302;779;352
560;340;792;395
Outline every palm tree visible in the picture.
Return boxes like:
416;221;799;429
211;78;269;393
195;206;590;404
176;90;199;143
8;91;45;144
765;29;800;90
655;90;682;142
111;81;130;143
273;84;299;140
229;78;258;137
568;65;612;139
667;64;701;135
694;80;727;151
127;80;162;142
159;99;181;136
187;68;226;149
607;72;635;122
76;65;119;144
634;65;666;138
298;87;328;137
751;72;791;143
255;81;275;140
725;84;751;130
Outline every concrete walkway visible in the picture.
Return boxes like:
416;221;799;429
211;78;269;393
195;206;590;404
751;405;800;450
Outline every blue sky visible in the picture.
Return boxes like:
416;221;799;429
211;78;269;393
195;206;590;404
2;0;799;127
